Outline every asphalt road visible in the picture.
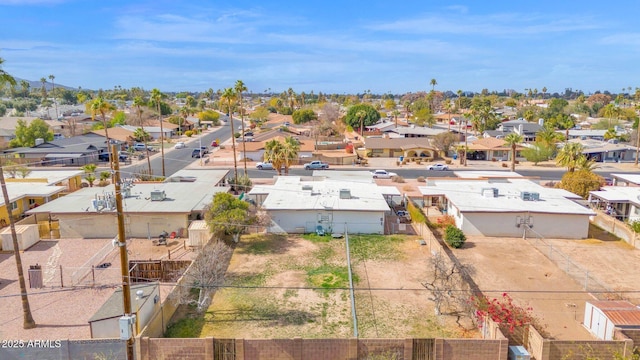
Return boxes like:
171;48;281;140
124;115;239;178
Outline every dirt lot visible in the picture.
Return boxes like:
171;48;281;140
192;233;477;339
451;235;595;340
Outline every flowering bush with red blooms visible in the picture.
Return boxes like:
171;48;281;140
436;215;456;228
471;293;533;333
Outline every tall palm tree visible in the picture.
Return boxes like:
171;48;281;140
48;74;58;120
504;133;523;172
443;100;453;131
556;142;585;172
221;88;238;184
264;139;285;176
602;104;619;129
90;97;115;158
392;109;400;128
39;77;47;99
282;136;300;175
430;78;437;92
150;88;166;177
0;57;16;88
235;80;248;174
133;96;152;175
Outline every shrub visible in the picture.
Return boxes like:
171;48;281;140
502;163;508;167
406;199;427;224
630;221;640;233
444;225;466;248
436;215;456;228
185;130;194;137
417;176;426;183
445;159;452;164
391;175;405;183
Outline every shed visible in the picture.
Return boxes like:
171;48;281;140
88;283;160;339
1;224;40;251
584;301;640;340
187;220;212;248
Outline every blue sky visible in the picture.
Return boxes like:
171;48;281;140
1;0;639;95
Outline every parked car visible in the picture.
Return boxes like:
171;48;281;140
426;163;449;171
256;162;274;170
370;169;397;179
211;140;219;147
191;149;205;158
237;136;254;142
133;143;147;151
199;146;209;154
304;160;329;170
174;142;186;149
243;131;254;137
98;152;127;162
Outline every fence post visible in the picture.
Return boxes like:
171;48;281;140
60;264;64;287
168;249;171;260
92;265;95;285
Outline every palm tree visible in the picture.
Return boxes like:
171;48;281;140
39;77;47;99
602;104;619;129
443;100;453;131
556;142;585;172
504;133;523;172
221;88;238;184
430;78;437;91
81;163;97;187
392;109;400;128
264;139;285;176
90;97;115;155
356;109;367;137
150;88;166;177
470;103;496;136
0;57;16;88
48;74;58;120
457;89;463;111
282;136;300;175
133;96;152;175
235;80;248;174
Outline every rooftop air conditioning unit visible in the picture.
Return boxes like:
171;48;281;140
339;189;351;199
302;185;313;191
481;187;498;198
150;190;166;201
521;191;540;201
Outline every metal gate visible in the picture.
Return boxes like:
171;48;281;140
412;338;434;360
213;339;235;360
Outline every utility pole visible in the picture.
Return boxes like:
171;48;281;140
0;164;36;329
112;144;134;359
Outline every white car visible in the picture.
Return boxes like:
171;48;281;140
371;169;397;179
256;162;274;170
427;163;449;171
174;142;186;149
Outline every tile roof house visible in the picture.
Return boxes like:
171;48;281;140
363;137;438;159
484;118;543;142
466;137;523;162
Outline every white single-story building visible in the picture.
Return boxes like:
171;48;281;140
26;179;229;238
88;283;160;338
419;178;594;239
583;301;640;340
588;186;640;222
248;176;399;234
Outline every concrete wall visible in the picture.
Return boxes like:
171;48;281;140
460;212;590;239
57;213;188;238
591;210;640;249
269;209;385;234
0;339;126;360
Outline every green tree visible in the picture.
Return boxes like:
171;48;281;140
432;132;459;155
444;225;465;248
556;142;585;172
81;163;97;187
10;119;54;147
345;104;380;134
281;136;300;175
133;127;150;142
522;143;554;165
430;78;437;91
355;109;367;136
150;88;166;177
221;88;238;184
556;169;603;199
197;110;221;125
413;108;435;127
603;103;620;128
292;109;317;124
384;99;396;111
249;106;269;124
504;133;523;172
205;192;257;240
89;97;115;147
470;102;498;135
264;139;286;176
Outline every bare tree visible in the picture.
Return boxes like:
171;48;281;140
172;241;233;312
422;251;474;325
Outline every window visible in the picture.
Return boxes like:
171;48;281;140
28;199;36;206
9;201;18;211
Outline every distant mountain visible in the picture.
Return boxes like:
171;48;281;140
13;77;77;91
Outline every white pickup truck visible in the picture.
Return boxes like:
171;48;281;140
303;161;329;170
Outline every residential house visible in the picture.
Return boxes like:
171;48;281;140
91;127;137;145
26;171;230;238
385;125;446;138
564;128;626;141
466;137;523;162
363;137;439;159
484;118;543;142
570;139;637;163
0;182;67;237
610;173;640;187
239;136;315;162
248;176;400;234
588;186;640;222
1;135;108;166
419;178;594;239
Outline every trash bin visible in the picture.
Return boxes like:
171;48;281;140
453;154;458;160
28;264;43;288
399;156;404;162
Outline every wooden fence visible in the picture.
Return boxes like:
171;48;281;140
129;259;192;283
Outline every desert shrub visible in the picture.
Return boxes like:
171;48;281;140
445;159;452;164
406;199;426;224
630;221;640;233
417;176;425;183
436;215;456;228
185;130;194;137
444;225;466;248
391;175;405;183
